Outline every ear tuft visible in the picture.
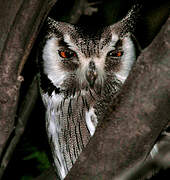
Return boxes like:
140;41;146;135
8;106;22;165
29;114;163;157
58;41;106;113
44;17;75;39
110;3;142;37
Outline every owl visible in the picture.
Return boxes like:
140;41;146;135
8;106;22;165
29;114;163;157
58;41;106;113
38;4;141;180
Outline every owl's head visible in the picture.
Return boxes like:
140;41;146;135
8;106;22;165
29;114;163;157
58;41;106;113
40;4;141;97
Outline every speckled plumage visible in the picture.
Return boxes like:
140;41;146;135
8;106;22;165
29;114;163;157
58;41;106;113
38;4;141;180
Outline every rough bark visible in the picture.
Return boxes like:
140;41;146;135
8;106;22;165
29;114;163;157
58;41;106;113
0;77;39;178
0;0;57;169
65;15;170;180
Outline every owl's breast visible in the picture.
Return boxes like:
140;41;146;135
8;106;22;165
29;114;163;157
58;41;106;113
41;90;98;179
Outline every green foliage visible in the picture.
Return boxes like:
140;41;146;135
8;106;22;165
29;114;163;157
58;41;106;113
23;147;50;171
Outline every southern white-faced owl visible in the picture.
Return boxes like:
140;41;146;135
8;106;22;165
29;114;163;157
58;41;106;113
38;4;141;180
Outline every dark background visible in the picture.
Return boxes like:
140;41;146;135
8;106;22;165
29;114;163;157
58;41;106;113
2;0;170;179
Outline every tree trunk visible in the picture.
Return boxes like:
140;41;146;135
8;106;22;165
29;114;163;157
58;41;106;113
0;0;57;177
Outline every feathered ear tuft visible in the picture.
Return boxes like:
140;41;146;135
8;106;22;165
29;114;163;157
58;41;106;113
121;3;142;33
111;3;142;37
45;17;75;38
46;17;59;29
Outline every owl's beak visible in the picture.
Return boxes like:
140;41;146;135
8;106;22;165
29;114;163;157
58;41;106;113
86;61;98;88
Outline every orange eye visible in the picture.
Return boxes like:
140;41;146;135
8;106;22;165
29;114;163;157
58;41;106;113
117;51;122;57
60;51;67;58
59;50;76;59
108;50;123;57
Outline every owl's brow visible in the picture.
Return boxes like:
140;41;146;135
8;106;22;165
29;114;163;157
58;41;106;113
58;39;69;48
115;39;122;48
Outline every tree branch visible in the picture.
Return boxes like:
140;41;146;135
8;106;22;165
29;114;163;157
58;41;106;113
0;0;57;177
114;132;170;180
66;0;100;24
0;77;38;179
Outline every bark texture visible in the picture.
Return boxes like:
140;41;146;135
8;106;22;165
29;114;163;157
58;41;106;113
0;0;57;166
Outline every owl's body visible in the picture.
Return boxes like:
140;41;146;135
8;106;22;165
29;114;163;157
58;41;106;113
38;5;140;179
